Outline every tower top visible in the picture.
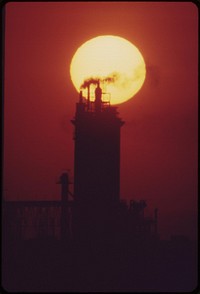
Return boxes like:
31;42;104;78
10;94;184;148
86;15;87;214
77;82;113;113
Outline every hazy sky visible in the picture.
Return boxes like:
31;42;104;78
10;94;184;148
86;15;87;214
3;2;198;239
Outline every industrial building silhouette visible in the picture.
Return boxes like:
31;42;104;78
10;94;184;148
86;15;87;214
3;82;158;243
2;83;197;292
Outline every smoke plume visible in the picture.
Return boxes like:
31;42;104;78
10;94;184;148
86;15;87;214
80;72;120;89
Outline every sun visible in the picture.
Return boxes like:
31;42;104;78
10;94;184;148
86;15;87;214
70;35;146;105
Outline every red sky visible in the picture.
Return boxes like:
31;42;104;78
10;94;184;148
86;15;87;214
3;2;198;240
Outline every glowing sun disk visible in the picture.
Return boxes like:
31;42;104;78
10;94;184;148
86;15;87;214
70;35;146;105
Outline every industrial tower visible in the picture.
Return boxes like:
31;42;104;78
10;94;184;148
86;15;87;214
72;82;124;204
71;82;124;240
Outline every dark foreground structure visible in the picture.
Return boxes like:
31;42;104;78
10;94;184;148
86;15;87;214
2;84;197;292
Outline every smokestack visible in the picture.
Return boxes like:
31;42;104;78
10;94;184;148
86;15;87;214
87;85;90;110
95;81;102;112
57;172;70;241
79;90;83;103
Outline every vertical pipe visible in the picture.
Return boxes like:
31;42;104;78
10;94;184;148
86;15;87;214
59;173;70;241
87;85;90;110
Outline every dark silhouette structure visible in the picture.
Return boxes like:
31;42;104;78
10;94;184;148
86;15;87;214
1;83;163;246
72;82;124;204
71;82;126;242
2;83;197;292
2;83;157;243
57;172;71;240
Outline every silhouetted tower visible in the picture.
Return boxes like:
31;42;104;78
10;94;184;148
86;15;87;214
71;83;124;241
72;83;124;205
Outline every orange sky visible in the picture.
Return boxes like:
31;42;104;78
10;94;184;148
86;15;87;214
3;2;198;239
